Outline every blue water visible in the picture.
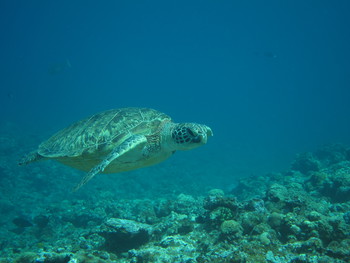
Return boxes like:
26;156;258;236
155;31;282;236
1;0;350;185
1;1;350;261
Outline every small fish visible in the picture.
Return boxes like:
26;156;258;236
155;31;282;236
7;92;14;100
263;51;278;59
253;51;278;59
48;58;72;75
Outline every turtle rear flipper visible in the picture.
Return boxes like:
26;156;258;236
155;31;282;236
18;152;44;166
72;134;147;191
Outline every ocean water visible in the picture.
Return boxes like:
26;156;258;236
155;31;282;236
1;1;350;262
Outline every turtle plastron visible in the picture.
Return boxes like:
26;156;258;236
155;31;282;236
72;134;147;191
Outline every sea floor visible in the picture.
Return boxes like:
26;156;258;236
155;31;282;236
0;123;350;262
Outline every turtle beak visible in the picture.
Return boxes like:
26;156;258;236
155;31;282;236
206;126;213;137
199;125;213;144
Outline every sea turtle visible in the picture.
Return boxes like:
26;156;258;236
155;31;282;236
19;107;213;191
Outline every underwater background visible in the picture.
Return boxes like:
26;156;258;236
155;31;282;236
1;1;350;262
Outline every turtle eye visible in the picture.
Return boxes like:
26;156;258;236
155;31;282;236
193;136;201;143
186;128;202;143
187;128;195;137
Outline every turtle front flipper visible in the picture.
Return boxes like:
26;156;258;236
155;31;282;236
72;134;148;191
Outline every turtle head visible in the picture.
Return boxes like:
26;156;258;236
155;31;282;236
170;123;213;151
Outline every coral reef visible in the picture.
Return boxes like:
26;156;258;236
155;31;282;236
1;126;350;263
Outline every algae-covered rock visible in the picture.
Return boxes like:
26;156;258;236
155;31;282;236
33;215;50;228
307;211;322;221
14;252;72;263
241;211;266;234
266;183;289;202
259;232;271;245
174;194;197;214
315;144;349;166
208;207;235;226
291;152;320;174
344;211;350;224
220;220;243;237
99;218;152;253
105;218;152;234
207;189;225;197
12;217;33;228
319;162;350;202
307;171;329;189
14;252;37;263
203;195;239;211
244;198;267;213
268;212;284;228
230;175;272;201
326;239;350;259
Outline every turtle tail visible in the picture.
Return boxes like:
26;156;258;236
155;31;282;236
18;151;44;166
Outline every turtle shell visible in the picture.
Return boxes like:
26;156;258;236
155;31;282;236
38;107;171;158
